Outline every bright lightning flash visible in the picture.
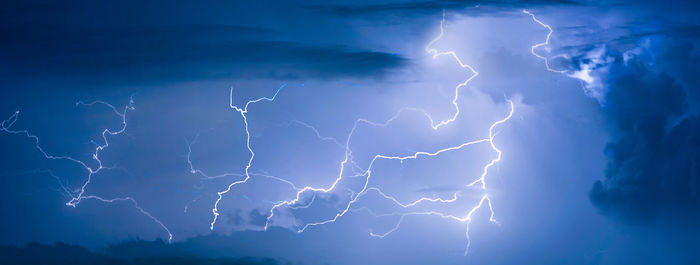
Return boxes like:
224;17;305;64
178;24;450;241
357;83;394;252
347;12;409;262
201;10;514;256
209;84;286;230
0;9;576;253
523;9;567;73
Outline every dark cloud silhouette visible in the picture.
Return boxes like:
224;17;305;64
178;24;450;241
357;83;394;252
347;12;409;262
0;241;279;265
227;209;244;226
0;0;409;87
307;0;582;17
588;38;700;224
248;209;268;227
0;24;406;84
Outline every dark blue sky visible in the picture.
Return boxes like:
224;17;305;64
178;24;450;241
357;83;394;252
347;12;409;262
1;1;700;264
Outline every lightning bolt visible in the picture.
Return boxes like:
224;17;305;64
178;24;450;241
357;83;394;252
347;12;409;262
525;9;614;102
201;10;514;256
0;9;568;253
523;9;567;73
209;84;286;230
0;97;173;242
423;9;479;130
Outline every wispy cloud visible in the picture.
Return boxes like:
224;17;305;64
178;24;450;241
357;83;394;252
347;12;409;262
0;24;406;84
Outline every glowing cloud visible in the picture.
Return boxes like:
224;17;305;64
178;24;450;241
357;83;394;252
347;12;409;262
201;10;514;256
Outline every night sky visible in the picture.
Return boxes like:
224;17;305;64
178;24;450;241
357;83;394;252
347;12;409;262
1;1;700;264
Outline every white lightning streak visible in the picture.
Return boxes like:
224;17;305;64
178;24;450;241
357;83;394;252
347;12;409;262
423;9;479;130
186;133;247;180
203;10;514;256
209;84;286;230
365;194;496;255
523;9;567;73
266;11;512;255
0;98;173;242
524;10;602;99
468;102;515;189
358;101;512;255
281;120;346;149
81;195;172;239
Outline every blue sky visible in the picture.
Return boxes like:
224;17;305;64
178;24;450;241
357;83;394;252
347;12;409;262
1;1;699;264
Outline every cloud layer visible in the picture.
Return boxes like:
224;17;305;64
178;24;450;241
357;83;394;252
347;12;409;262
586;37;700;224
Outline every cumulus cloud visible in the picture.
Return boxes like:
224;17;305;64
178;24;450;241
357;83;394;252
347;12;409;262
585;37;700;223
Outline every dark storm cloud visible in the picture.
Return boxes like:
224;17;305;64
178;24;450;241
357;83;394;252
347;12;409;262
248;210;268;227
0;0;409;86
608;25;700;46
0;241;278;265
553;22;700;58
227;209;244;226
588;38;700;224
0;24;406;84
307;0;582;17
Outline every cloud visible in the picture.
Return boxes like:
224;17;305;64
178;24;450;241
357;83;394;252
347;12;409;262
0;241;279;265
586;36;700;224
0;24;406;84
307;0;582;17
